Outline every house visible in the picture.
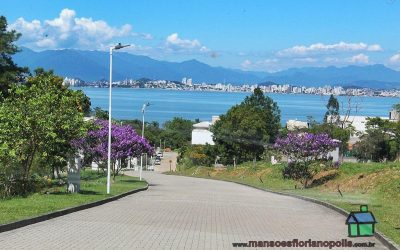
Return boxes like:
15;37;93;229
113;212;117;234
336;115;389;134
286;120;309;131
389;109;400;121
191;116;219;145
327;139;341;163
345;205;377;237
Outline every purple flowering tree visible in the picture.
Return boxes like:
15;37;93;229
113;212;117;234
73;119;153;179
274;132;339;187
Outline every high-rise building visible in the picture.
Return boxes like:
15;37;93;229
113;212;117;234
182;77;187;85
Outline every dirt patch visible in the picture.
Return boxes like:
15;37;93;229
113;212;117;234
255;168;273;177
321;169;400;193
310;169;339;187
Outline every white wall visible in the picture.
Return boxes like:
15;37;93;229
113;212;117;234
191;129;215;145
327;147;340;163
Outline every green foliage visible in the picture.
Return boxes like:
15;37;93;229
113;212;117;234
308;95;352;155
324;94;340;124
309;123;351;155
0;171;146;224
121;119;163;146
393;103;400;113
94;107;109;119
0;70;87;196
161;117;194;149
77;90;91;116
212;87;280;164
179;144;216;167
0;16;28;99
353;117;400;162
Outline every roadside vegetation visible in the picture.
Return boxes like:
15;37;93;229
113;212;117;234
0;16;151;201
0;170;147;225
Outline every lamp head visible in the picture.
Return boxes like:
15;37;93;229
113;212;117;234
142;102;150;113
114;43;130;50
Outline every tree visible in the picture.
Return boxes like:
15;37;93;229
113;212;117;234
179;144;216;167
0;71;87;195
212;87;280;164
94;107;109;119
161;117;194;149
73;119;153;179
393;103;400;113
0;16;28;99
76;90;91;116
309;123;351;157
353;117;399;162
324;94;340;124
121;119;163;147
242;87;281;142
274;132;339;188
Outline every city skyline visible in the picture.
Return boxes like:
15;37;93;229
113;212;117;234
3;0;400;72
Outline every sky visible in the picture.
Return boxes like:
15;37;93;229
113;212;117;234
2;0;400;72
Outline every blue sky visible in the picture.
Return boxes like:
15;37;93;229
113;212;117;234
2;0;400;71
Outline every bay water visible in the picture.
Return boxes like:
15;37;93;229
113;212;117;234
73;87;399;126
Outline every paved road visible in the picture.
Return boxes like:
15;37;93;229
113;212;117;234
0;172;386;250
154;151;178;173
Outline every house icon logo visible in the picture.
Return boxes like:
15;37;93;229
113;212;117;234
345;205;377;237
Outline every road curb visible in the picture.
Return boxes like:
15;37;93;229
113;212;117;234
0;184;149;234
177;174;399;250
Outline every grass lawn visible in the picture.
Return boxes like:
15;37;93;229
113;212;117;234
0;170;147;225
172;162;400;245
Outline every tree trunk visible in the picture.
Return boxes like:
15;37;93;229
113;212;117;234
112;162;116;181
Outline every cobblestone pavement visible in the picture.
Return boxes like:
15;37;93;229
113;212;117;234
0;172;386;250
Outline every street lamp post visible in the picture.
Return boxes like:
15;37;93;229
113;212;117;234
139;102;150;181
107;43;130;195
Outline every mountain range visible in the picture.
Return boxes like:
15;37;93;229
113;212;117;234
13;47;400;89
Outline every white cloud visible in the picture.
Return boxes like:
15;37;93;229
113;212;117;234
277;42;382;57
349;53;369;64
389;53;400;63
241;59;252;69
10;8;139;50
293;57;318;63
10;18;44;41
165;33;209;53
324;57;340;63
240;58;281;72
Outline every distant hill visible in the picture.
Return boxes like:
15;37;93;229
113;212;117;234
13;47;262;84
13;48;400;89
262;64;400;88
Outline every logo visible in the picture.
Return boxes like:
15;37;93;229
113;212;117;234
345;205;377;237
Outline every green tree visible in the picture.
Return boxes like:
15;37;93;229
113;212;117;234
94;107;109;119
243;87;281;142
309;123;351;156
0;70;87;195
353;117;399;162
121;119;163;147
212;87;281;164
179;144;216;167
393;103;400;113
77;90;91;116
161;117;194;149
324;94;340;124
0;16;28;99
